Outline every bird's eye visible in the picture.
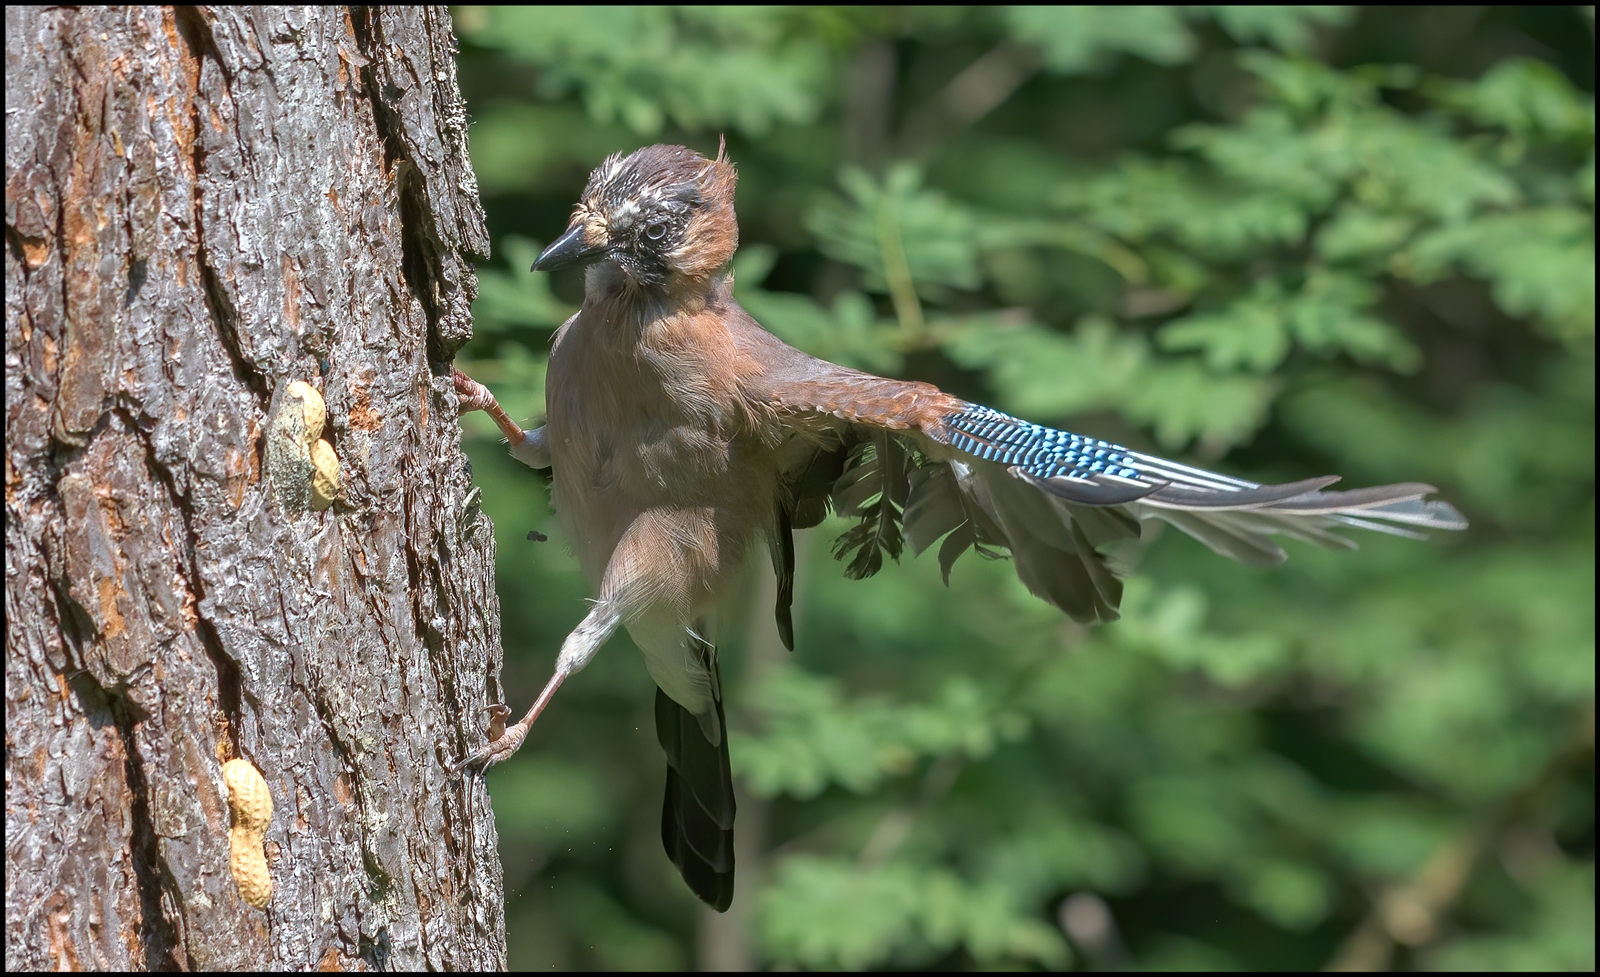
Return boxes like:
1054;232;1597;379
644;220;668;241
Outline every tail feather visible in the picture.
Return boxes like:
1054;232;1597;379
654;633;735;912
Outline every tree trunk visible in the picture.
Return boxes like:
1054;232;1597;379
5;6;506;969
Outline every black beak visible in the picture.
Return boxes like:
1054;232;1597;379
532;222;607;272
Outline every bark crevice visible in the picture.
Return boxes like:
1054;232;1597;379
349;6;456;366
193;169;271;412
74;670;187;971
119;404;245;753
178;6;270;411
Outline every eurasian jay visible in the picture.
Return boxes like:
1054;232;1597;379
451;142;1466;912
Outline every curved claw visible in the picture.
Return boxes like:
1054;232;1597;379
453;367;497;415
447;672;567;777
448;724;529;776
484;703;511;741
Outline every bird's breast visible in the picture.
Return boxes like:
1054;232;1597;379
543;303;779;582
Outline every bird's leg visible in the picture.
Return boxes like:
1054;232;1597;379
449;600;622;775
452;368;550;469
448;671;567;775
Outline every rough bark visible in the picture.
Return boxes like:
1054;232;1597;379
6;6;506;969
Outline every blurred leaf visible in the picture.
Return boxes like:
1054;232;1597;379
1227;857;1334;931
978;815;1147;900
734;245;903;371
1159;286;1291;373
468;103;632;194
1315;204;1416;264
1209;6;1355;53
1056;156;1312;254
461;6;830;135
544;881;688;970
1130;773;1255;872
942;315;1148;418
1435;56;1596;145
1329;799;1454;877
1140;934;1244;971
735;666;1028;799
807;163;983;291
1402;208;1595;342
1125;358;1277;450
473;236;576;333
758;855;1071;969
1424;860;1595;971
1285;270;1420;372
1005;6;1197;74
487;756;615;847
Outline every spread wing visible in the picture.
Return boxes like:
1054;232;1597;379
724;292;1466;630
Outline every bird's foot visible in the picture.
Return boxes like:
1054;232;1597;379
452;367;498;415
447;673;567;777
448;713;530;776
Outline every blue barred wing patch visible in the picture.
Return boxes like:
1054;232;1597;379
942;406;1144;481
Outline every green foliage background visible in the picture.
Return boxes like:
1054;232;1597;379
450;6;1594;970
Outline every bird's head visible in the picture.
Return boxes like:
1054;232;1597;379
532;140;739;291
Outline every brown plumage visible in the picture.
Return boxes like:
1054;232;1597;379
451;142;1467;911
